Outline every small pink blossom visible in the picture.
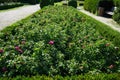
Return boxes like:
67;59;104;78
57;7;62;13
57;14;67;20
49;40;54;45
2;67;7;72
15;46;23;53
109;64;114;69
0;49;4;53
15;46;20;50
18;49;23;53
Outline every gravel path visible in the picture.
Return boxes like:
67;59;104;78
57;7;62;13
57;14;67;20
0;4;40;30
77;7;120;33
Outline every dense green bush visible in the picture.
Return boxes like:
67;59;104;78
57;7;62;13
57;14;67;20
0;0;17;3
84;0;120;24
19;0;40;4
84;0;100;13
84;0;114;13
0;6;120;77
113;0;120;24
54;0;62;2
0;0;39;4
40;0;54;8
68;0;77;8
113;6;120;24
0;2;24;10
114;0;120;7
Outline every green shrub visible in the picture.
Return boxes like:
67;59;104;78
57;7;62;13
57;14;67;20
0;0;17;3
113;6;120;24
27;0;37;4
84;0;114;14
114;0;120;7
54;0;62;2
84;0;100;13
68;0;77;8
0;0;39;4
40;0;54;8
84;12;120;48
0;6;120;77
0;2;24;10
113;0;120;24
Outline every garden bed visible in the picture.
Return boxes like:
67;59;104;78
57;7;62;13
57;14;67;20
0;6;120;77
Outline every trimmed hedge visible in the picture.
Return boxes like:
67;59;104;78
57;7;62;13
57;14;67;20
84;0;114;13
113;6;120;24
114;0;120;7
54;0;62;2
40;0;62;8
84;0;100;13
40;0;54;8
84;0;120;24
113;0;120;24
19;0;40;4
0;0;39;4
0;2;24;10
0;0;17;3
0;74;120;80
68;0;77;8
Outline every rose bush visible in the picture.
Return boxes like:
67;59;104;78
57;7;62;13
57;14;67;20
0;6;120;76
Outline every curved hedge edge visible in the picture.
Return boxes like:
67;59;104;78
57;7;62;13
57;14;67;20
84;0;100;14
0;3;24;10
0;73;120;80
78;10;120;47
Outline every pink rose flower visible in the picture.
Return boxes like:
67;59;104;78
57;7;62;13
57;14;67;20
15;46;23;53
109;64;114;69
0;49;4;53
18;49;23;53
2;67;7;72
15;46;20;50
49;40;54;45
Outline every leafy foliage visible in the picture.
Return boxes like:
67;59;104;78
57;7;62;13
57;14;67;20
40;0;54;8
84;0;100;13
114;0;120;7
68;0;77;8
0;0;39;4
84;0;114;13
113;0;120;24
113;6;120;24
0;6;120;77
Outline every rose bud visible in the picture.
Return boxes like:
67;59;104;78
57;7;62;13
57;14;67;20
0;49;4;53
49;40;54;45
18;49;23;53
109;64;114;69
2;67;7;72
15;46;20;50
